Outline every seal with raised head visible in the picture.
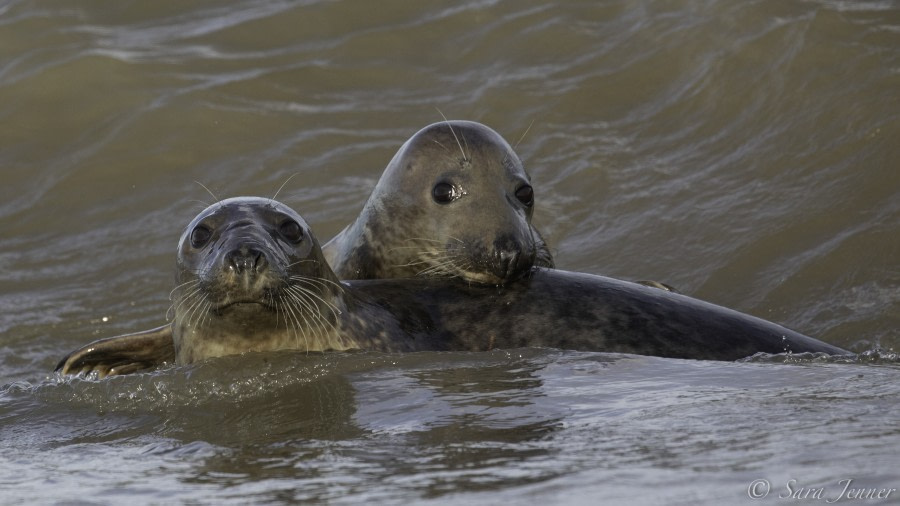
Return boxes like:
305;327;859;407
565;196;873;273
63;121;563;372
322;120;554;284
57;198;850;376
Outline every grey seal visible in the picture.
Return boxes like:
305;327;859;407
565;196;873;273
62;120;565;371
322;120;554;284
56;197;850;376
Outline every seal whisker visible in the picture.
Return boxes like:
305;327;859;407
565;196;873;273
281;293;310;353
385;245;444;258
460;128;470;161
435;107;468;161
273;296;283;333
188;200;214;213
285;290;314;334
284;298;308;352
285;259;324;269
193;181;220;204
189;294;208;329
172;286;204;316
168;286;200;321
271;172;300;201
190;298;208;331
198;300;212;330
386;235;472;278
278;294;300;348
295;275;344;289
388;244;469;277
272;295;280;330
291;284;343;345
181;292;207;331
288;275;347;296
431;139;450;153
169;279;200;301
299;288;339;350
287;284;342;324
402;237;447;244
278;294;306;353
416;266;452;278
415;255;464;277
513;119;535;150
417;265;456;278
285;287;328;341
385;246;434;254
394;259;433;268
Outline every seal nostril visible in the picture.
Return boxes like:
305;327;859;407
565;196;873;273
251;249;267;273
492;235;527;280
226;248;267;274
496;250;520;279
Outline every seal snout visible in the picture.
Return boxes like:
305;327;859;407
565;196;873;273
225;246;268;275
490;235;536;282
205;244;279;310
496;250;521;279
219;244;274;297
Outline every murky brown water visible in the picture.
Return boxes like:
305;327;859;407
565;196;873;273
1;0;899;504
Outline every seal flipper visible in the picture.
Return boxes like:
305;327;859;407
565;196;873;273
55;324;175;378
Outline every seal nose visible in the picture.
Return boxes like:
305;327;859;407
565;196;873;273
225;246;267;275
491;235;534;281
497;250;520;279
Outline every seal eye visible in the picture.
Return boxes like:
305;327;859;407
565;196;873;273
432;182;456;204
190;225;212;249
515;185;534;207
279;220;304;244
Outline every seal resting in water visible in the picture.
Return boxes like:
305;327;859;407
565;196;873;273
60;120;568;373
322;120;554;283
56;197;850;376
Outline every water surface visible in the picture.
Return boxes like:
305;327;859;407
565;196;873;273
1;0;898;503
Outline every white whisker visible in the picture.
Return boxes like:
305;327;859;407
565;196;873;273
435;108;467;161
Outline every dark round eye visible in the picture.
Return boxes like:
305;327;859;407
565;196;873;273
432;182;456;204
190;225;212;248
279;220;304;243
515;185;534;207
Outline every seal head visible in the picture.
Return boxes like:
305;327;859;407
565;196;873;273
172;197;349;363
323;120;553;285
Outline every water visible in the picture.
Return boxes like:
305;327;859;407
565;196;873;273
1;0;898;503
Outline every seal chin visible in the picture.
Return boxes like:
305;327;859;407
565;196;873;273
212;300;274;315
446;251;535;285
456;270;514;286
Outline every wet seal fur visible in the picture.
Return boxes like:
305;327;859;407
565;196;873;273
57;198;850;376
59;120;562;373
322;120;554;284
168;197;412;363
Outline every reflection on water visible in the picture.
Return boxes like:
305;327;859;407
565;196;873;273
1;0;898;503
4;350;900;503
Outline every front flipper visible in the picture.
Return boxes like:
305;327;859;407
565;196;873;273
55;324;176;378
